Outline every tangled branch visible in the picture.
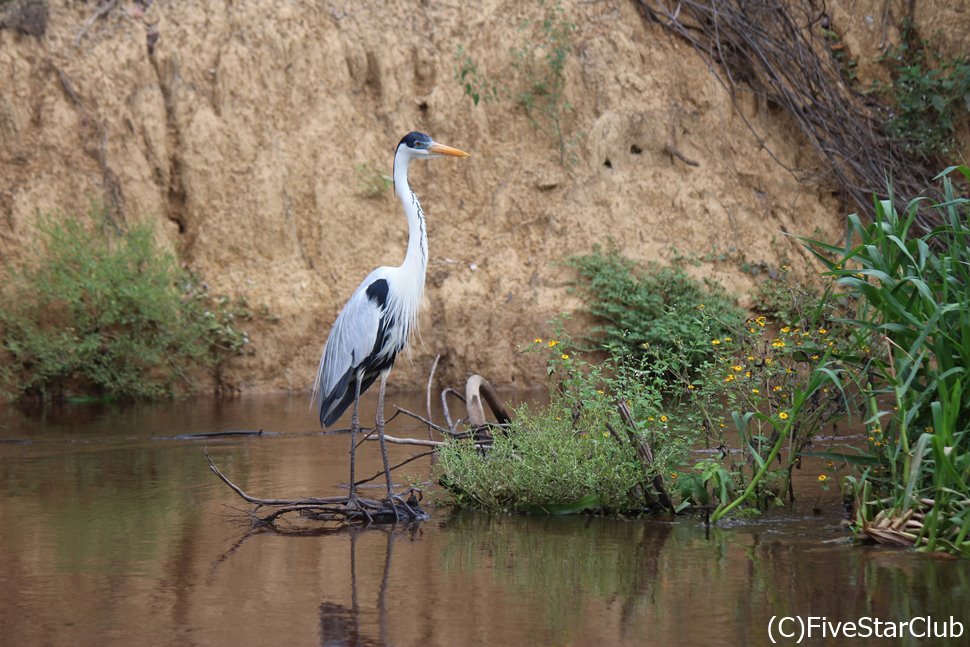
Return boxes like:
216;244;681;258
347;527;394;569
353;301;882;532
637;0;940;232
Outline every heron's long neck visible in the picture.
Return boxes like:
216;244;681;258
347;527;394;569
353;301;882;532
394;153;428;281
392;151;427;335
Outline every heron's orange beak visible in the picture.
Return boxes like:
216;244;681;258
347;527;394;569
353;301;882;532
429;142;470;157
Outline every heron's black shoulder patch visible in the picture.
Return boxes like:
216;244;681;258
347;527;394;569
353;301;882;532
365;278;389;309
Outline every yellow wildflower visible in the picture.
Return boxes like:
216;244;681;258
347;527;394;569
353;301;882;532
732;365;743;372
724;374;735;383
779;412;789;420
548;340;559;347
752;388;760;394
561;353;569;360
818;474;828;482
781;326;791;333
771;340;786;348
711;339;721;346
534;338;543;344
660;415;668;423
818;328;828;335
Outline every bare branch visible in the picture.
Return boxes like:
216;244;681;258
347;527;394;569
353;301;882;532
426;354;440;445
75;0;118;48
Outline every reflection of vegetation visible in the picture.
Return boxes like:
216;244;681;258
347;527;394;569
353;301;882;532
1;441;215;573
0;210;262;401
439;511;970;643
439;511;671;636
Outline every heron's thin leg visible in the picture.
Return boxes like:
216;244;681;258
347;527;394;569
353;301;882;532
375;370;394;501
348;375;363;503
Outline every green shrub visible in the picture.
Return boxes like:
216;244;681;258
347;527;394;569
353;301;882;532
567;243;746;372
0;212;252;401
875;24;970;161
437;336;703;514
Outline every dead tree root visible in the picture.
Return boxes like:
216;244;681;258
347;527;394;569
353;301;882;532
205;449;429;527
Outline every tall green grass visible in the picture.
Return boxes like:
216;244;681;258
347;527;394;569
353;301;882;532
803;166;970;555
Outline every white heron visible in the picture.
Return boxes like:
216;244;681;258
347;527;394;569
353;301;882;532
312;131;468;513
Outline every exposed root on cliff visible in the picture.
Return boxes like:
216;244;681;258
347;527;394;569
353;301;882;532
637;0;938;232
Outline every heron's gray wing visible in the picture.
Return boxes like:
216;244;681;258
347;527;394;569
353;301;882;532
312;280;382;417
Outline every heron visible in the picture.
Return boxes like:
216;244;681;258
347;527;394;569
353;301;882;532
312;131;469;514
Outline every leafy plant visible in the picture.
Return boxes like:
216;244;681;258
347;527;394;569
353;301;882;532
511;0;577;165
874;23;970;161
354;163;393;198
454;0;578;165
454;44;498;106
567;242;746;372
437;330;706;515
801;166;970;556
0;211;257;401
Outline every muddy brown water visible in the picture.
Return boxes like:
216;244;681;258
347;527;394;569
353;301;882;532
1;393;967;646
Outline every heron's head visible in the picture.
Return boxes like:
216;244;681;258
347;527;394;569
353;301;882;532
398;131;469;159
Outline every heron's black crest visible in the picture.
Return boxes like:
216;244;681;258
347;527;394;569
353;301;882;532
399;131;432;151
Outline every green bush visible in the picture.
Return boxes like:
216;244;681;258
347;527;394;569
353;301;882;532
875;25;970;161
567;243;746;372
0;212;251;401
437;336;703;514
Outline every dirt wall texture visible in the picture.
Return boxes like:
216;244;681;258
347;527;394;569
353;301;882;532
0;0;961;393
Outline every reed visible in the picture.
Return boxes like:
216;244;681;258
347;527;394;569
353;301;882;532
802;166;970;555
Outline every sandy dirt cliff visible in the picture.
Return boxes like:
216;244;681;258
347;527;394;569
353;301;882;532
0;0;960;393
